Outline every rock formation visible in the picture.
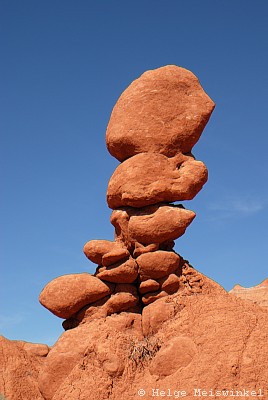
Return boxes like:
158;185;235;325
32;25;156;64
0;337;49;400
1;66;267;400
39;65;215;321
1;275;268;400
229;278;268;308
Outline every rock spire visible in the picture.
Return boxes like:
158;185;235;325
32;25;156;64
39;65;215;326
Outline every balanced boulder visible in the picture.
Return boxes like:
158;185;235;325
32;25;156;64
111;204;195;245
39;273;114;319
107;153;208;208
106;65;215;161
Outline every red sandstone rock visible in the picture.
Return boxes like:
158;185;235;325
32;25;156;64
111;204;195;246
158;273;180;293
67;296;110;327
2;268;268;400
38;313;143;400
133;242;160;257
0;336;45;400
39;273;114;319
139;279;160;294
37;270;268;400
107;153;208;208
229;278;268;308
129;204;195;244
95;257;138;283
65;283;140;328
18;341;50;357
159;239;176;251
136;250;180;280
105;283;139;314
106;65;215;162
149;336;197;377
83;239;129;266
142;289;169;305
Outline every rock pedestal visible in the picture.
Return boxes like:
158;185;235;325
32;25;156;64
39;65;215;326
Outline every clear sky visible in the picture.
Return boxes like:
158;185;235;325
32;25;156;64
1;1;267;346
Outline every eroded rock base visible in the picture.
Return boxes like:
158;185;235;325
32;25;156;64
1;270;267;400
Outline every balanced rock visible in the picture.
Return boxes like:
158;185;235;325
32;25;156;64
83;239;129;266
107;153;208;208
111;203;195;246
35;67;218;398
106;65;215;161
136;250;180;280
128;205;195;244
39;273;114;319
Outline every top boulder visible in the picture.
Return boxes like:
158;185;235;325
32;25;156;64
106;65;215;162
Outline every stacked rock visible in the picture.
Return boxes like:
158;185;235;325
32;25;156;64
39;65;215;327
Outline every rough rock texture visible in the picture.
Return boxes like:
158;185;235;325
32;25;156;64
2;270;267;400
136;250;180;280
38;313;143;400
39;273;114;319
95;257;138;283
229;278;268;308
106;65;215;161
139;279;160;294
111;204;196;246
107;153;208;208
83;239;129;266
0;336;47;400
48;272;267;400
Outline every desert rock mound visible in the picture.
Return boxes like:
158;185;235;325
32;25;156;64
229;278;268;308
0;336;49;400
1;269;267;400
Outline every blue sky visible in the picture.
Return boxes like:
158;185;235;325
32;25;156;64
1;1;267;346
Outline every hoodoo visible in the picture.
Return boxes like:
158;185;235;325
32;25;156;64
1;65;267;400
39;65;215;318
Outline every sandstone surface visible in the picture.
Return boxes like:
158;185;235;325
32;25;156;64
0;336;46;400
38;313;143;400
106;65;215;161
107;153;208;208
95;257;138;283
83;239;129;266
136;250;181;280
2;270;267;400
158;272;180;292
111;204;196;246
39;273;114;319
139;279;160;294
